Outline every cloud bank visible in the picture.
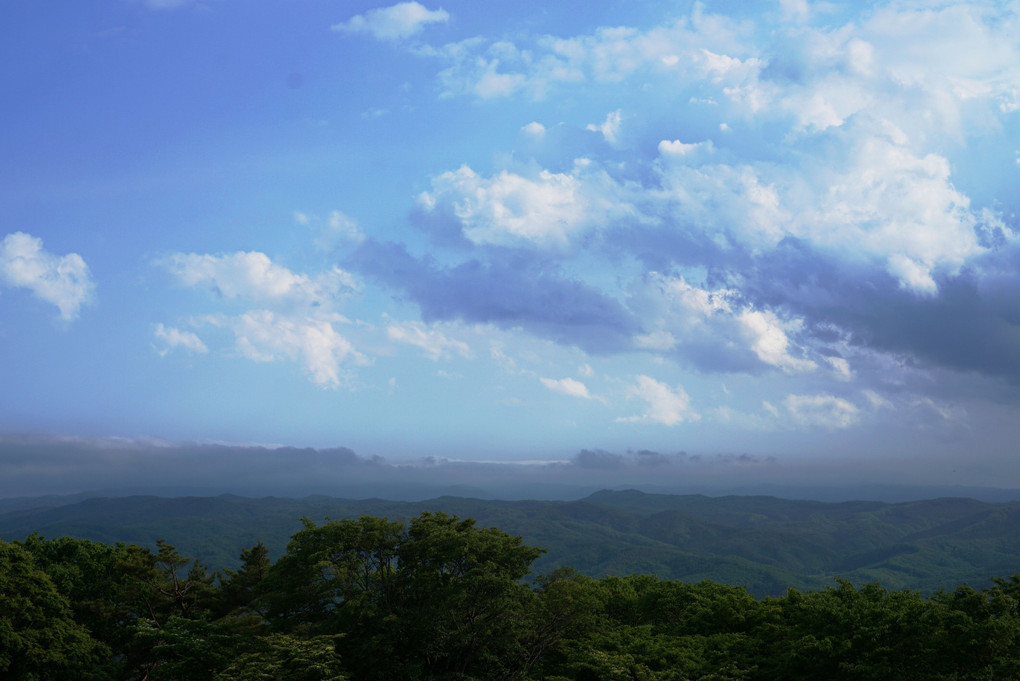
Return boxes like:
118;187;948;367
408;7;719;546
2;435;1016;503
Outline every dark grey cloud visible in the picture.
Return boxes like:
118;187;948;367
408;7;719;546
732;238;1020;387
349;239;640;353
572;449;626;470
604;221;1020;388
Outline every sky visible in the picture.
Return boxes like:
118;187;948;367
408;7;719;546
2;0;1020;497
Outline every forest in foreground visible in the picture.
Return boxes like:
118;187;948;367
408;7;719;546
3;510;1020;680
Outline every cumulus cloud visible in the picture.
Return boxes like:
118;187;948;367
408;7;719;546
333;2;449;41
417;161;643;250
522;121;546;137
387;321;471;360
429;10;755;100
362;1;1020;418
158;251;367;387
631;273;816;374
153;324;208;357
0;232;95;320
658;138;714;160
218;310;366;389
160;251;357;308
619;375;698;426
540;376;591;399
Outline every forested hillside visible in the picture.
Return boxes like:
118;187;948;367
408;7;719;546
3;511;1020;680
2;490;1020;595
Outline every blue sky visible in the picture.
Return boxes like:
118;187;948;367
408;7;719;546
3;0;1020;493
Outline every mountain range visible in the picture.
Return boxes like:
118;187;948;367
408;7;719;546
2;489;1019;596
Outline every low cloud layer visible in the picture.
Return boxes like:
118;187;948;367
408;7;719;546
2;435;1016;503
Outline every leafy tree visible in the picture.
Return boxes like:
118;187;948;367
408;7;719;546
218;633;347;681
261;511;546;680
260;514;403;634
18;534;141;675
393;511;544;680
215;541;272;619
0;539;108;680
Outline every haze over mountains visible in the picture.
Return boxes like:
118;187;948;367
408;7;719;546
3;434;1018;504
4;489;1020;597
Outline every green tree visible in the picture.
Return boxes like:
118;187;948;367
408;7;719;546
214;541;272;620
218;633;347;681
393;511;544;680
260;514;403;635
0;539;108;680
261;511;546;681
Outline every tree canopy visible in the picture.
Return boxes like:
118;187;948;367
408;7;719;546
3;510;1020;680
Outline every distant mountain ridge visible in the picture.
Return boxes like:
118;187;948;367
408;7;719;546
2;489;1019;597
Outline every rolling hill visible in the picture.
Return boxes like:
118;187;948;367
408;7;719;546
2;489;1019;596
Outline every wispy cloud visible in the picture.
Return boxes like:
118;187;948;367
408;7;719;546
159;251;357;309
387;321;471;361
333;2;449;42
153;323;208;357
540;376;591;399
783;394;860;430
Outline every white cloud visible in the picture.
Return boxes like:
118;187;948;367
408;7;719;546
387;321;471;360
417;2;1017;296
586;109;622;143
429;8;754;100
0;232;95;320
159;251;367;387
805;136;983;294
160;251;357;308
737;309;816;374
333;2;449;41
784;394;860;429
619;375;698;426
658;138;714;159
418;162;641;250
540;376;591;399
153;324;207;357
654;132;989;294
522;121;546;137
226;310;366;389
633;274;815;374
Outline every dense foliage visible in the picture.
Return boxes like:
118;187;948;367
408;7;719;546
3;511;1020;680
5;490;1020;595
